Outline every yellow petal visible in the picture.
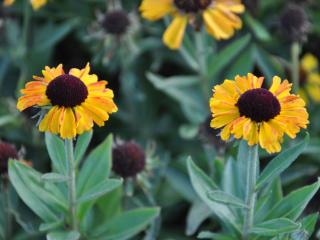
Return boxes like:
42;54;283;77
163;15;188;50
30;0;47;10
301;53;318;73
60;108;76;139
139;0;174;21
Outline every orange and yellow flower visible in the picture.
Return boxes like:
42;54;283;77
139;0;244;49
17;63;118;139
210;73;308;153
3;0;47;10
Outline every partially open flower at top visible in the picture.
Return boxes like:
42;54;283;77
298;54;320;103
139;0;245;49
210;73;309;153
112;142;146;178
0;142;18;176
279;4;310;43
3;0;47;10
102;10;130;35
16;64;118;139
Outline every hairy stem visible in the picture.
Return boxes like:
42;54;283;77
291;42;301;93
242;144;259;240
65;139;77;230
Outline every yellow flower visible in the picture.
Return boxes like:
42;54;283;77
3;0;15;6
210;73;309;153
17;64;118;139
299;54;320;103
139;0;244;49
301;53;318;73
3;0;47;10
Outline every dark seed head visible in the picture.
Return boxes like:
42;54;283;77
46;74;88;107
279;4;310;43
236;88;281;122
102;10;130;35
174;0;212;13
0;142;18;176
112;142;146;178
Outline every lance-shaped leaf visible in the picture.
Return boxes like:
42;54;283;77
187;157;240;234
251;218;299;236
207;190;248;209
92;208;160;240
74;130;93;165
257;134;309;190
77;179;122;204
265;179;320;221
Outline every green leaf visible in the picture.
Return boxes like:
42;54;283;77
226;44;255;79
251;218;299;236
186;202;211;236
147;73;206;124
207;190;247;209
74;131;93;165
45;133;66;175
77;179;122;204
77;134;113;195
33;20;78;53
8;160;64;222
198;231;235;240
244;13;271;41
265;179;320;221
92;208;160;240
166;167;197;202
257;134;309;189
39;219;64;232
187;157;240;233
77;134;113;219
47;231;80;240
207;34;251;78
41;173;68;183
291;213;319;240
253;45;283;84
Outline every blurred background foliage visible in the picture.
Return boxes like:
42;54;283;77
1;0;320;239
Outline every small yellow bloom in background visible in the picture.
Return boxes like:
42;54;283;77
139;0;245;50
3;0;47;10
3;0;15;6
299;53;320;103
17;63;118;139
301;53;318;73
210;73;309;153
30;0;47;10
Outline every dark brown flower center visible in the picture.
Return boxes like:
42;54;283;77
236;88;281;122
174;0;212;12
102;10;130;35
0;143;18;175
46;74;88;107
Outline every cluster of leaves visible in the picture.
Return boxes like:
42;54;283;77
7;132;159;239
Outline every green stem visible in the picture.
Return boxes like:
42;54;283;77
242;144;259;240
16;1;31;96
65;139;77;230
291;42;301;93
2;180;12;240
194;31;210;100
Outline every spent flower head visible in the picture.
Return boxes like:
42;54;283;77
112;141;146;178
0;141;18;176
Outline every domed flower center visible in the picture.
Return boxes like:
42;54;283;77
174;0;212;12
236;88;281;122
102;10;130;35
46;74;88;107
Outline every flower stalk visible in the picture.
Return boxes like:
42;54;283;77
242;144;258;240
65;139;77;230
291;42;301;93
